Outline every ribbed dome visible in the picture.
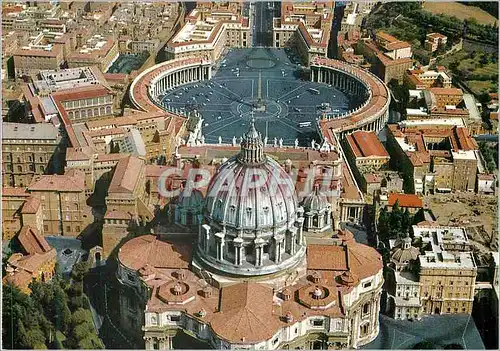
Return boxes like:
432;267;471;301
302;184;329;213
198;122;306;277
204;156;298;229
391;237;420;264
175;184;204;226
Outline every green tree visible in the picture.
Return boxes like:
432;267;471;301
401;209;412;235
71;261;90;282
389;200;403;239
378;207;390;241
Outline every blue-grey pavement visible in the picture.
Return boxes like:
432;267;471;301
363;314;484;349
161;48;365;146
45;236;87;276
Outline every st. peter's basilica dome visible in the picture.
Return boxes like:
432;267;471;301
197;120;306;277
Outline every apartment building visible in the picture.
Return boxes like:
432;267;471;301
2;187;30;240
272;1;334;65
22;66;115;123
404;67;452;90
165;3;251;61
387;223;477;320
386;121;478;194
3;226;57;295
27;170;92;237
426;88;464;109
357;32;413;84
424;32;447;52
415;224;476;316
67;35;119;72
103;155;153;256
2;123;64;188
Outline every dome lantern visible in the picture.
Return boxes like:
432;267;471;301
238;117;264;165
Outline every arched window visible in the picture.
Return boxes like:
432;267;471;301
360;323;370;336
363;302;370;315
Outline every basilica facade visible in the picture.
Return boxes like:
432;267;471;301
115;122;383;349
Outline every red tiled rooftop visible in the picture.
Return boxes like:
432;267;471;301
387;193;423;208
346;130;389;158
118;235;192;271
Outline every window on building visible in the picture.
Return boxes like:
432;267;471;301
17;166;22;172
312;319;323;327
363;281;372;288
170;315;180;322
360;323;369;336
66;226;71;232
44;225;49;232
363;303;370;315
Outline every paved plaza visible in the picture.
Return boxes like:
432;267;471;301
161;48;364;146
363;314;484;349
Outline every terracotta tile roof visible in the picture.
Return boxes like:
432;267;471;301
346;130;389;158
478;173;495;180
364;173;381;184
87;127;126;138
108;156;145;194
146;165;175;178
210;283;280;343
20;196;41;214
95;152;131;163
28;173;85;192
3;269;33;290
7;249;56;274
386;41;411;50
429;87;463;96
427;32;447;39
376;31;399;43
307;231;383;281
118;235;192;271
103;72;128;83
308;244;348;271
387;193;423;208
66;147;94;161
51;84;111;102
2;187;29;197
17;226;52;255
104;209;132;220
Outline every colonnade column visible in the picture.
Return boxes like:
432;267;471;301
215;232;225;261
288;229;297;255
234;237;244;266
274;235;284;263
254;238;265;266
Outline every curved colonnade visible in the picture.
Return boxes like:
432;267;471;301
311;57;390;142
130;57;213;113
130;56;390;143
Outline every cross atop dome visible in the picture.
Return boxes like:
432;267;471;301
238;116;264;165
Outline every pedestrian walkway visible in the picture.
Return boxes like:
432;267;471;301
464;94;481;120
